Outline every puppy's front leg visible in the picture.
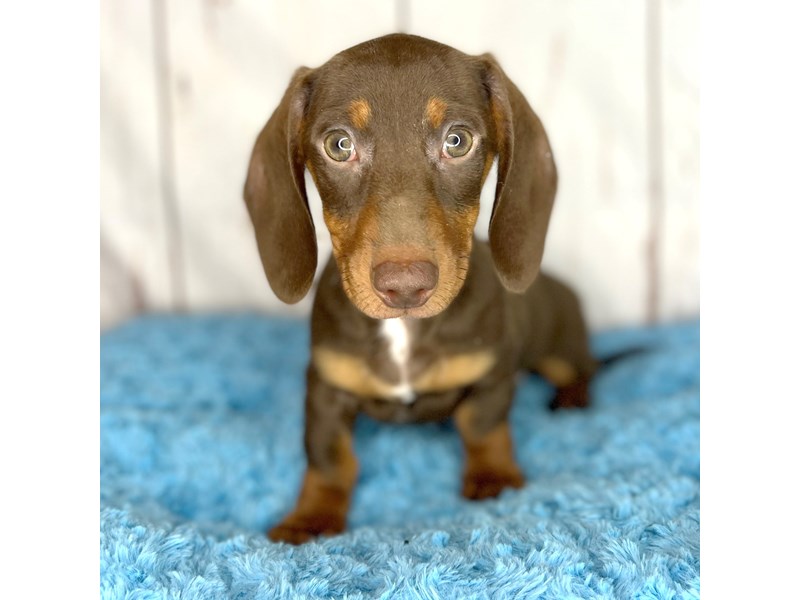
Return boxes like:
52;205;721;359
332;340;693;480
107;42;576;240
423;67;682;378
268;367;359;544
454;378;525;500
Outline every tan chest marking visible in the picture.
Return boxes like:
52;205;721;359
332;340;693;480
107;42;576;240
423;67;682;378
412;351;496;394
312;346;496;400
312;347;400;400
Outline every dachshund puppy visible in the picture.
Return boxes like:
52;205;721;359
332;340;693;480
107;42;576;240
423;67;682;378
244;34;596;544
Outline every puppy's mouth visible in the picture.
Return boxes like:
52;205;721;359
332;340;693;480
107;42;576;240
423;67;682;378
336;252;469;320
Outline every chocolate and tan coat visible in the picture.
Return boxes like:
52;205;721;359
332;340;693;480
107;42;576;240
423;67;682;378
244;34;596;544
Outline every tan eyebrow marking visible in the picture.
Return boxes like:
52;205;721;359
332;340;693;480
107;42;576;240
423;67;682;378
348;99;371;129
425;97;448;129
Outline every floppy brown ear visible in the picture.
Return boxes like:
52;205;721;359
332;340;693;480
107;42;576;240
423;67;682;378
244;67;317;304
480;55;558;293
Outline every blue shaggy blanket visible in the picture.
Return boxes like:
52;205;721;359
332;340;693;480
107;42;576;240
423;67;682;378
100;315;699;599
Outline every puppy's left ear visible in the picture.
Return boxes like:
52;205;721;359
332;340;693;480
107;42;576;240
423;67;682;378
479;54;558;293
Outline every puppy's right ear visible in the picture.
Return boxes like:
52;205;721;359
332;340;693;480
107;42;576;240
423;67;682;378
244;67;317;304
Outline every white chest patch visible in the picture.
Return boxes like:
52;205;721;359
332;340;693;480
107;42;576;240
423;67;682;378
379;318;415;403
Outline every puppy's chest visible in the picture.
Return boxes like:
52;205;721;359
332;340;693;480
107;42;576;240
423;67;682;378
312;319;496;403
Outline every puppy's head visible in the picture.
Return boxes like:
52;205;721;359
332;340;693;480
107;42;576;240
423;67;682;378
245;34;557;319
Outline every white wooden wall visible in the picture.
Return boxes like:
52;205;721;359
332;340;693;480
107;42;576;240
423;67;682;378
101;0;698;330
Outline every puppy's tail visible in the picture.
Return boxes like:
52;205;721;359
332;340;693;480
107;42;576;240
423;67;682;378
545;346;652;411
597;346;652;368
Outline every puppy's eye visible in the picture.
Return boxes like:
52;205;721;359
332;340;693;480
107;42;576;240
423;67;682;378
443;129;473;158
324;131;356;162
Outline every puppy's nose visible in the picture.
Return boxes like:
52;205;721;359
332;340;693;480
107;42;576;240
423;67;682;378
372;261;438;309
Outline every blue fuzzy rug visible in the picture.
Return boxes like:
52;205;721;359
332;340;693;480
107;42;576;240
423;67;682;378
100;314;699;599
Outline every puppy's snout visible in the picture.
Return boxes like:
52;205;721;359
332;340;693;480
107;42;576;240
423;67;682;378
372;261;438;309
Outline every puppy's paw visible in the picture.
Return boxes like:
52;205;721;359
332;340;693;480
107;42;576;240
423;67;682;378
462;467;524;500
267;512;345;545
549;377;590;410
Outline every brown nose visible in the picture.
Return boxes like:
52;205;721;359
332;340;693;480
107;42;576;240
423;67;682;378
372;261;438;309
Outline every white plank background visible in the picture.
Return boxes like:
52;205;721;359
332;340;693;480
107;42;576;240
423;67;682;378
660;0;700;322
101;0;174;327
100;0;699;331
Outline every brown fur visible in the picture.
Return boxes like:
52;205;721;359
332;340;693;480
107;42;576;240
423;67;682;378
244;34;597;544
267;433;358;543
454;404;524;499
